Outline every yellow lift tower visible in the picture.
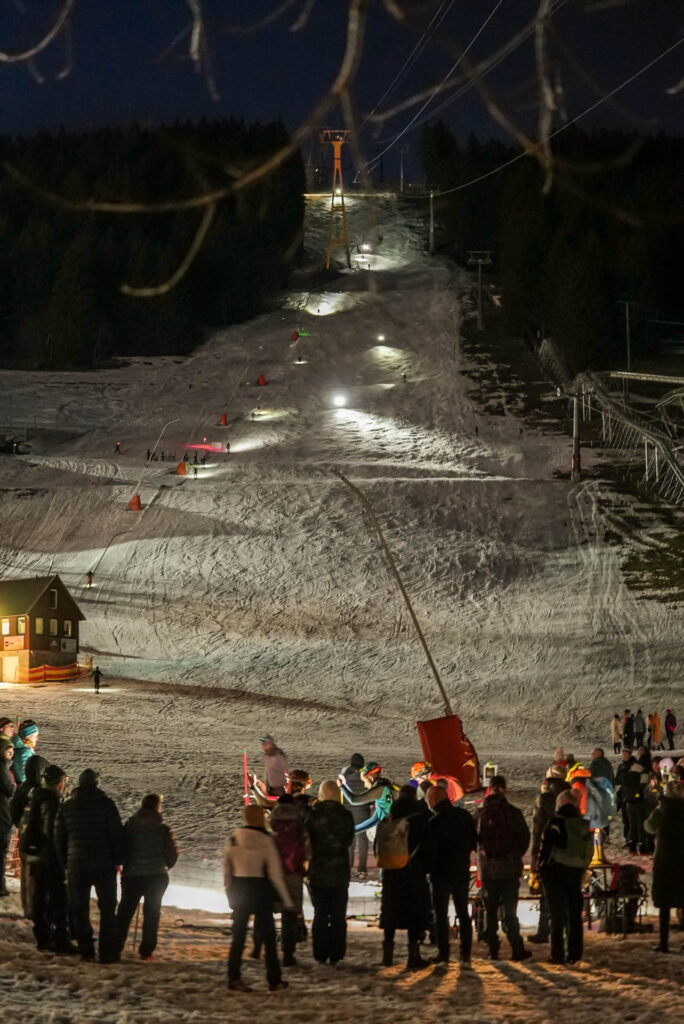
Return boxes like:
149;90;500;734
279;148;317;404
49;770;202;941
320;128;350;269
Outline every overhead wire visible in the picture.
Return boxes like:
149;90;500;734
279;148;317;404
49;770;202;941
363;0;506;175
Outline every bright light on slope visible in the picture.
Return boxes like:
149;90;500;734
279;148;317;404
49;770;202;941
332;393;347;408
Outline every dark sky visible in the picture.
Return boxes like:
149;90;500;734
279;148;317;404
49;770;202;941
1;0;682;180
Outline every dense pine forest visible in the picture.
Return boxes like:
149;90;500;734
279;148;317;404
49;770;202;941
0;119;306;368
419;123;684;373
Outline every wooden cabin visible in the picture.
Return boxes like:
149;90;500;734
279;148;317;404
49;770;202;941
0;575;85;682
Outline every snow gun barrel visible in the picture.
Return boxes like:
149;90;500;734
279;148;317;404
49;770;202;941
330;466;453;717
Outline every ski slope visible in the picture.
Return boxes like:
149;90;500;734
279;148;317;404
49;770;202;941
0;193;681;862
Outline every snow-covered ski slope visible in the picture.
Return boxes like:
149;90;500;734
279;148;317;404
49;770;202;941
0;193;681;759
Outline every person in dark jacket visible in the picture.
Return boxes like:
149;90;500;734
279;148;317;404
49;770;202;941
116;794;179;960
528;767;571;944
307;780;354;965
634;710;646;749
615;748;634;841
10;753;47;916
25;764;76;954
339;753;369;876
539;790;592;964
665;709;677;751
474;776;531;962
622;710;635;750
379;786;434;971
427;785;476;965
267;793;309;966
0;737;16;897
644;781;684;952
621;758;648;853
54;768;123;963
589;748;615;787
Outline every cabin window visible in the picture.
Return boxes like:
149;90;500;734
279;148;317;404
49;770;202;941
17;616;26;635
49;588;58;610
1;618;9;636
63;620;72;638
49;618;58;636
35;617;44;635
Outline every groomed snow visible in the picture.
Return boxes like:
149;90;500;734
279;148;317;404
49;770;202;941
0;194;682;1018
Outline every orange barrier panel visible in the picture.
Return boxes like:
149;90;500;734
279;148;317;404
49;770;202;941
15;662;85;684
416;714;481;793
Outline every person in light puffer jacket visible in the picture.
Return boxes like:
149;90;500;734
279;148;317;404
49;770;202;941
116;794;179;960
224;804;293;993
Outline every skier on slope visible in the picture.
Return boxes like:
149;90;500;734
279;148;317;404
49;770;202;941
338;762;396;834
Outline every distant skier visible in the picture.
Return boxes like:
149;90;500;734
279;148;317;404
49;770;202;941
92;666;103;694
114;442;121;455
201;453;208;465
146;449;151;462
193;465;198;479
257;374;267;386
160;451;165;462
183;450;189;461
86;571;93;589
401;372;407;383
193;452;198;465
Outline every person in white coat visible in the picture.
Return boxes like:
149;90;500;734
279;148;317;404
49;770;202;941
224;804;293;993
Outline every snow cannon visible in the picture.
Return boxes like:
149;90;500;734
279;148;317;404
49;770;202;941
417;714;481;794
127;494;142;511
219;413;227;426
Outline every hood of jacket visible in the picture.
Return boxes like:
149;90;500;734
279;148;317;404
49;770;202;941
231;826;272;850
130;807;163;828
25;755;48;788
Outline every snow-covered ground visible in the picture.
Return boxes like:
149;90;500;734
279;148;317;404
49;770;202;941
0;194;682;1019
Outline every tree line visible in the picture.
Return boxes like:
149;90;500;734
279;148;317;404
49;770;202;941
419;123;684;374
0;119;306;369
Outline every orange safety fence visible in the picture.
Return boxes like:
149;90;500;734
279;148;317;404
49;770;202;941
15;662;93;684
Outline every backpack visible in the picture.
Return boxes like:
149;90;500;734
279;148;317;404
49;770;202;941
477;800;514;859
376;816;415;870
549;816;593;869
585;776;616;830
272;820;306;875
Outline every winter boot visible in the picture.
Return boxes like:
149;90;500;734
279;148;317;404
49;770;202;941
407;941;430;971
431;943;449;965
382;940;394;967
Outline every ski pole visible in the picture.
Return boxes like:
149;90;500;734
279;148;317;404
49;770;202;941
243;748;250;806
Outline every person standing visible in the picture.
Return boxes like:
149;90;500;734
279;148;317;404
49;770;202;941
589;748;615;787
25;764;75;954
634;709;646;749
528;767;570;944
116;794;179;960
11;754;47;916
339;753;369;877
224;803;292;993
0;737;16;898
622;710;635;750
114;442;121;454
338;762;395;834
652;711;663;751
307;781;354;965
378;786;434;970
259;735;289;797
474;775;531;962
665;710;677;751
268;794;309;967
427;785;476;965
86;571;93;589
539;791;593;964
611;714;622;755
12;721;39;784
91;666;103;694
644;780;684;953
54;769;123;963
615;747;634;843
621;755;649;853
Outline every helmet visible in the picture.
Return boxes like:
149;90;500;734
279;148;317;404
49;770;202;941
287;769;312;794
410;760;431;780
360;762;381;782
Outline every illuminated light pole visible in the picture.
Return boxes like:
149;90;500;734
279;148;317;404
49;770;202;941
128;417;179;510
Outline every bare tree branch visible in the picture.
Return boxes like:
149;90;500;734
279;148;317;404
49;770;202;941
535;0;557;193
120;200;217;297
222;0;300;35
0;0;76;64
185;0;219;100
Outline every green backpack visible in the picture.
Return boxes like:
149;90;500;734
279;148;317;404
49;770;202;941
550;816;593;869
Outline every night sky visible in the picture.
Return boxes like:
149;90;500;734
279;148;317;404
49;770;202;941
1;1;682;181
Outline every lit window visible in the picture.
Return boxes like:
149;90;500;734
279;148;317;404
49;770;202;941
63;620;72;638
50;589;58;610
49;618;58;636
1;619;9;636
35;617;44;635
17;616;26;635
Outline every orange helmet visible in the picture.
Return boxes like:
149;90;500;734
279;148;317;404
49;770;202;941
360;762;382;783
410;761;431;780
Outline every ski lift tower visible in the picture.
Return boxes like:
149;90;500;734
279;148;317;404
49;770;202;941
321;128;351;270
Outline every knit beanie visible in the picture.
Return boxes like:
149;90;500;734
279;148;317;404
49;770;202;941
0;737;13;756
43;765;66;786
350;753;364;768
243;804;266;828
78;768;99;788
19;722;39;739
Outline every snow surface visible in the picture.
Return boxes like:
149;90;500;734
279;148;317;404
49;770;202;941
0;194;682;1019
